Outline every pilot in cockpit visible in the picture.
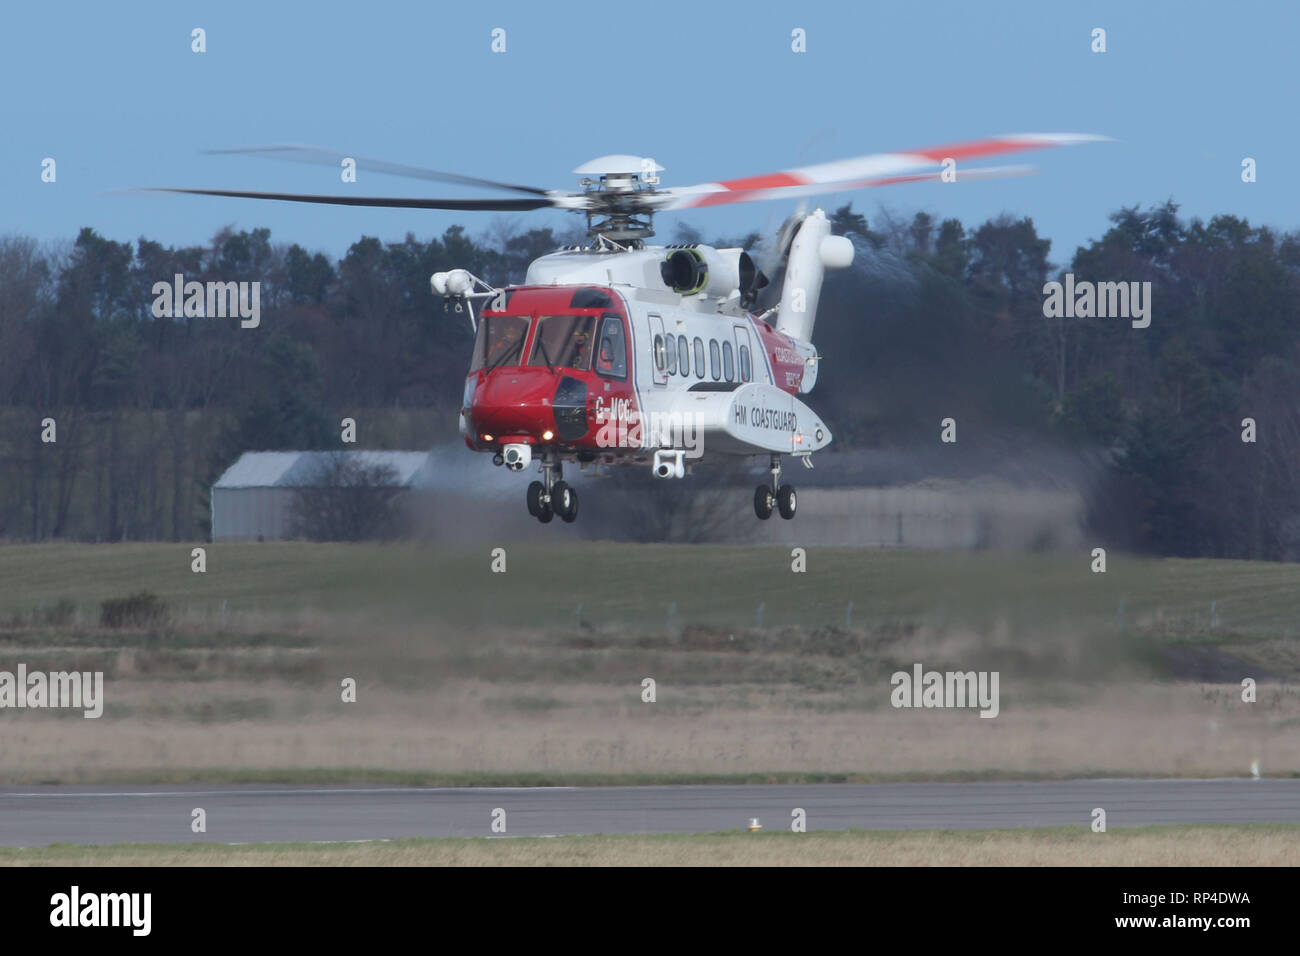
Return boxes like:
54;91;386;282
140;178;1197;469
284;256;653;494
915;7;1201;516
596;337;615;374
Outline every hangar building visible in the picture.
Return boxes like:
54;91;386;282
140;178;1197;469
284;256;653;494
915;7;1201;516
210;450;436;541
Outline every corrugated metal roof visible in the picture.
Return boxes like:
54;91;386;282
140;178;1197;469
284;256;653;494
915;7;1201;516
213;451;436;489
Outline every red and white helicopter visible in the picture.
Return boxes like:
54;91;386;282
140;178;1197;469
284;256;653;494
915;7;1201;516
158;133;1105;523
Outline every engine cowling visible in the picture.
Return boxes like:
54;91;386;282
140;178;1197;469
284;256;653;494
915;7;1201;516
659;245;767;301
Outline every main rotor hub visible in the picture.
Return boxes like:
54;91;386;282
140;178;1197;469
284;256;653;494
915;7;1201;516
573;155;663;240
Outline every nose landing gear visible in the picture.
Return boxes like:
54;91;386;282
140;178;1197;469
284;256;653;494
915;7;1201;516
754;453;797;520
551;481;578;522
527;452;578;524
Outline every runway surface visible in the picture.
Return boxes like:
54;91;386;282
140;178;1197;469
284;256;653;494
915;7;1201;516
2;779;1297;846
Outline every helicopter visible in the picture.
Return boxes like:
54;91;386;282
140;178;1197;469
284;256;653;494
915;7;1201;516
153;133;1106;523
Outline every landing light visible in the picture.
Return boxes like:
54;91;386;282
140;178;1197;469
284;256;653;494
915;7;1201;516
542;430;555;441
482;433;494;442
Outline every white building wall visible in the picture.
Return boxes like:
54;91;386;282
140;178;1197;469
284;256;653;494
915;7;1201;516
212;487;297;540
728;485;1085;549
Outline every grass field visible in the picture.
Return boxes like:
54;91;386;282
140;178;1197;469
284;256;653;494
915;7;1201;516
4;541;1300;639
3;824;1297;866
1;541;1298;784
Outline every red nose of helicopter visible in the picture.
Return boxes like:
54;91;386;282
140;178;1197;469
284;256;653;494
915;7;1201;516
468;367;561;442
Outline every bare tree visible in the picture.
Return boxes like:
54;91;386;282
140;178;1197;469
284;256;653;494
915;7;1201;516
289;453;404;541
582;459;755;543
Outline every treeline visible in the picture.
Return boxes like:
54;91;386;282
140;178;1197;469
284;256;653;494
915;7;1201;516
813;201;1300;560
1;200;1298;558
0;224;558;541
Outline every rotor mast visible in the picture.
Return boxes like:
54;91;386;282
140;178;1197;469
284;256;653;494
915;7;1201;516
573;155;663;243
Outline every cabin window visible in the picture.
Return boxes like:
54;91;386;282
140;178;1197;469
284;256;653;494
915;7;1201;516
595;314;628;379
528;315;596;371
722;340;735;381
739;344;752;382
693;337;705;378
653;334;667;372
709;340;720;380
664;332;677;374
470;313;530;372
677;335;690;377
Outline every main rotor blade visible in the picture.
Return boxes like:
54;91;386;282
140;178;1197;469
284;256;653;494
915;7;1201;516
657;164;1041;210
209;144;551;196
661;133;1108;210
146;187;555;211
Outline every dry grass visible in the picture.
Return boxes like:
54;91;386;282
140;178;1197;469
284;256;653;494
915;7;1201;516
2;542;1298;785
2;679;1297;783
5;825;1298;866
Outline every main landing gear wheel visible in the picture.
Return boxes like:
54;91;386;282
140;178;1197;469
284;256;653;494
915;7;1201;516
526;481;545;517
552;481;578;523
537;505;554;523
777;484;797;520
755;453;796;521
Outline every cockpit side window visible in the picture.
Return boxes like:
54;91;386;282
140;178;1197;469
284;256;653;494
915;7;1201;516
595;314;628;379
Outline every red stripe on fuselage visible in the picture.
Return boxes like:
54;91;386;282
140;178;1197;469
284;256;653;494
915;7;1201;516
749;315;804;396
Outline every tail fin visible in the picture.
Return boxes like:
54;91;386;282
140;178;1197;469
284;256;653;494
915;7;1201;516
774;208;854;343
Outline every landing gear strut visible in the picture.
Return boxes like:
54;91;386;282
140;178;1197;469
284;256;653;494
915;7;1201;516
528;452;578;524
754;453;796;520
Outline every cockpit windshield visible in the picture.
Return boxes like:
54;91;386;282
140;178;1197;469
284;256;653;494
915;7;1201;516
528;315;597;371
470;313;530;372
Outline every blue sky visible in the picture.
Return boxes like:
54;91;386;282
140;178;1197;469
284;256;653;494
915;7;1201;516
2;0;1294;266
